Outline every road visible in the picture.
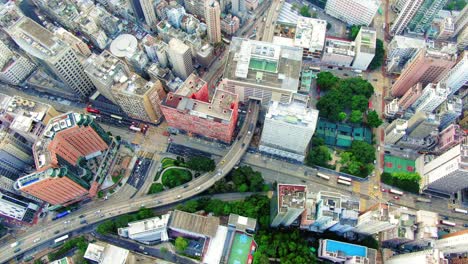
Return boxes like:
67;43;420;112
0;101;260;263
260;0;283;42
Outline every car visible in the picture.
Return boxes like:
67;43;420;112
54;230;60;235
177;195;181;198
381;188;386;192
33;238;41;243
196;186;201;190
242;143;245;147
79;214;85;218
463;223;468;228
80;220;87;224
156;200;162;204
373;79;378;82
13;248;21;253
220;159;226;165
441;215;449;220
393;196;400;200
183;184;189;188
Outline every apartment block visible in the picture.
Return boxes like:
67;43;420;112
0;41;36;86
398;82;423;112
410;83;448;113
167;38;193;80
222;38;303;106
407;112;440;139
161;73;239;143
319;239;377;264
391;49;456;96
422;141;468;195
385;119;408;145
436;98;463;130
439;51;467;95
436;124;465;154
271;184;307;227
407;0;447;34
386;36;426;73
352;27;376;71
438;17;455;40
0;131;34;182
184;0;207;18
385;99;400;118
325;0;380;26
205;1;222;44
322;37;356;67
354;203;396;235
259;101;318;162
385;249;448;264
140;0;158;29
390;0;424;35
221;14;240;35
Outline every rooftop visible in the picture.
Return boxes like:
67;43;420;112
389;35;426;50
169;210;220;238
228;214;257;231
266;101;319;128
126;214;170;236
84;50;129;85
358;27;376;54
109;34;138;58
112;74;154;96
224;38;303;91
277;184;306;213
294;17;327;51
0;94;51;122
324;37;356;56
84;243;129;264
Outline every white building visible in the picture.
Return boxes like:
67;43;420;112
439;51;467;95
84;243;129;264
385;98;400;118
325;0;380;26
0;193;38;223
205;1;222;44
271;184;307;227
167;38;193;80
140;0;158;29
434;230;468;254
386;35;426;73
384;119;408;145
352;27;376;71
318;239;377;264
5;17;95;98
293;17;327;60
385;249;447;264
0;41;36;86
391;0;424;35
410;83;448;113
259;101;318;162
118;214;170;244
422;141;468;195
354;203;396;235
322;37;356;67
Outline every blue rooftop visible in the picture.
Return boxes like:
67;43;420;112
325;240;367;257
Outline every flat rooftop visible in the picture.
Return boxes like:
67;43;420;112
324;37;356;56
112;74;152;96
126;214;170;235
228;214;257;231
13;17;61;56
175;73;207;97
224;38;303;91
1;94;50;121
390;35;426;49
294;17;327;51
266;101;318;128
169;210;220;238
84;51;129;85
277;184;306;213
358;27;376;54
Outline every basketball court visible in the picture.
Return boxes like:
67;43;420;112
384;155;415;174
228;232;255;264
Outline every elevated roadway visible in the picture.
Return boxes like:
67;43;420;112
0;101;260;263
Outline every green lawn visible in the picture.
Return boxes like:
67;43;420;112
161;158;177;169
161;168;192;188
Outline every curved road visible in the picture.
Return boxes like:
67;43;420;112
1;101;260;263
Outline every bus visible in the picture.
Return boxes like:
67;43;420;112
453;208;468;214
337;180;351;186
440;220;456;227
415;197;431;203
52;210;71;221
317;173;330;180
338;176;352;182
222;37;231;44
309;66;321;73
389;189;404;196
54;235;69;244
110;114;123;120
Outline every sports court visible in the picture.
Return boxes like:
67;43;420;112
228;232;255;264
315;119;372;147
249;58;278;73
384;155;415;174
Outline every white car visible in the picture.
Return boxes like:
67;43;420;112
33;238;41;243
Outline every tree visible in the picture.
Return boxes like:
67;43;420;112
175;237;189;252
349;110;363;123
306;145;331;167
299;6;311;17
186;156;215;172
367;110;383;128
338;112;347;122
312;12;318;18
349;25;361;40
349;141;375;164
368;39;384;70
316;72;339;91
351;95;369;112
327;22;332;30
444;0;466;10
96;220;115;234
148;183;164;194
115;135;121;141
136;207;154;219
237;183;249;192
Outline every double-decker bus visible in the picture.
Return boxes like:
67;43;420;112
338;176;352;182
52;210;71;221
389;189;404;196
415;197;431;203
317;173;330;180
453;208;467;214
337;179;351;186
54;235;69;244
440;220;456;227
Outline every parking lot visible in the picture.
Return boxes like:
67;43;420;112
126;158;152;190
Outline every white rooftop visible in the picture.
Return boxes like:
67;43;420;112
110;34;138;58
84;243;129;264
127;214;170;235
294;17;327;51
203;225;228;264
266;101;319;128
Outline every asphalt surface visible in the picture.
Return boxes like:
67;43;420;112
0;101;260;263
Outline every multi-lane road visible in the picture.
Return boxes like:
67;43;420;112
0;101;260;263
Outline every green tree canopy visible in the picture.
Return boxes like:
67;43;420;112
300;6;311;17
186;156;215;172
349;110;363;123
338;112;347;121
316;72;339;91
367;110;383;128
349;25;361;40
368;39;384;71
349;141;375;164
306;145;331;167
175;237;189;252
351;95;369;112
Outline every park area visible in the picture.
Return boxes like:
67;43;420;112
228;232;256;264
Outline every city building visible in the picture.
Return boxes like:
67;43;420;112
318;239;377;264
406;111;440;139
352;27;376;71
205;1;222;44
382;207;418;247
410;83;448;113
434;229;468;254
386;36;426;74
0;130;34;183
184;0;206;18
391;0;424;35
84;242;129;264
453;5;468;37
437;17;455;40
167;38;193;80
398;82;423;112
407;0;447;34
325;0;380;26
310;191;360;233
142;35;158;62
0;41;36;86
221;38;303;106
259;101;318;162
436;98;463;130
109;34;149;75
54;27;92;57
228;214;257;234
385;249;447;264
321;37;356;67
140;0;158;29
221;14;240;35
439;51;467;95
422;141;468;195
384;119;408;145
129;0;145;23
354;203;396;235
231;0;246;16
118;214;170;244
391;49;456;97
0;192;38;223
3;17;95;98
50;257;73;264
15;113;111;206
168;210;220;239
456;22;468;50
161;74;239;143
111;74;166;123
271;184;307;227
436;124;465;154
385;99;400;118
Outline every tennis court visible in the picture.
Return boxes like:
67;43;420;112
249;58;278;73
228;233;254;264
384;155;415;174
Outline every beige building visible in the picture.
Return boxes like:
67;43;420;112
0;41;36;86
205;1;222;44
325;0;380;26
167;38;193;80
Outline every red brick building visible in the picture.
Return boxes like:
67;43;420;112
161;74;239;143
